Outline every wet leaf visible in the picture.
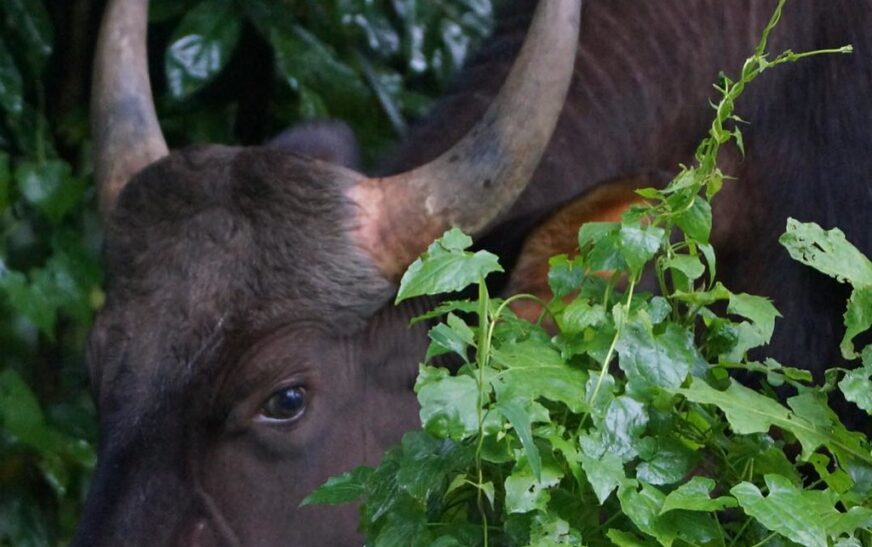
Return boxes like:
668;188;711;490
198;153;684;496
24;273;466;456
165;0;241;100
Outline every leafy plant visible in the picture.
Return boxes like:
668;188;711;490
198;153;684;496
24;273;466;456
306;2;871;545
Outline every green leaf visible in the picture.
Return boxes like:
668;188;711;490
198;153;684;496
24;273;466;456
731;474;836;547
558;299;607;333
504;457;562;514
425;315;474;362
660;476;738;513
841;287;872;359
165;0;242;100
15;160;84;224
301;466;373;506
548;254;585;298
0;0;53;72
616;320;701;391
636;437;697;486
491;340;588;413
727;292;781;357
396;433;470;503
662;254;705;282
674;196;712;243
396;228;502;303
578;450;624;504
496;398;541;481
0;368;59;453
679;378;872;463
0;36;23;115
840;348;872;414
600;396;649;462
618;224;665;276
779;219;872;287
415;366;479;441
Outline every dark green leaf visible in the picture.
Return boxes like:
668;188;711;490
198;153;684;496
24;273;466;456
618;224;665;276
0;36;23;115
616;320;701;391
496;398;541;480
165;0;241;100
15;160;83;224
0;0;53;71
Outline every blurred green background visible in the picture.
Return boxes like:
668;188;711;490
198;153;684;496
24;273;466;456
0;0;493;543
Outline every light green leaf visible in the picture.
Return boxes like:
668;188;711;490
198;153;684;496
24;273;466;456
578;450;624;504
301;466;373;506
663;254;705;282
601;396;649;462
619;224;665;276
842;287;872;359
840;347;872;414
504;458;562;514
616;320;701;391
674;195;712;243
779;219;872;287
727;292;781;357
415;366;479;441
679;379;872;463
396;228;502;303
731;474;836;547
165;0;242;100
660;476;738;513
496;398;541;481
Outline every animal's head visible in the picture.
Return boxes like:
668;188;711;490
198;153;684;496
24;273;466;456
74;0;581;544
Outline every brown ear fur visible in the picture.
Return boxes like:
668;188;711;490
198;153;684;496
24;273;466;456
506;172;668;323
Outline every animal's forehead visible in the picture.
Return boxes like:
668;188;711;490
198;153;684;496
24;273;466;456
90;144;394;414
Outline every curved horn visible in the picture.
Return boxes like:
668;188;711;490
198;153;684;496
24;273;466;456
350;0;582;278
92;0;167;216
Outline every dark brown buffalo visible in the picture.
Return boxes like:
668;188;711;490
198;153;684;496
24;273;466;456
74;0;871;545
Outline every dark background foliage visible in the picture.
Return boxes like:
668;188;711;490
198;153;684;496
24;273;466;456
0;0;493;543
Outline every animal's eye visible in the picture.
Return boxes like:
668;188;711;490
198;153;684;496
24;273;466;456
260;386;307;421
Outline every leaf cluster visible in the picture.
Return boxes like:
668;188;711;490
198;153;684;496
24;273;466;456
306;3;871;545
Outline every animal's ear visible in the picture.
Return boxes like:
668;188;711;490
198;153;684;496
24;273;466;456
506;172;669;323
268;120;361;169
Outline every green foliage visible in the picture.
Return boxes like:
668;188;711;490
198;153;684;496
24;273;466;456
307;3;871;545
0;1;493;544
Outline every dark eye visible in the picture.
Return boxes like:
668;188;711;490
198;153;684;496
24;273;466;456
260;386;307;421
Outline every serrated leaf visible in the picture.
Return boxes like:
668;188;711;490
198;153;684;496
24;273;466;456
301;466;373;506
396;228;502;303
840;351;872;414
727;292;781;357
617;320;701;391
558;299;607;333
578;450;624;504
731;474;836;547
600;396;648;462
504;457;562;514
660;476;737;513
779;219;872;287
415;366;479;441
548;254;585;298
678;378;872;463
491;340;588;413
165;0;241;100
618;224;665;276
842;287;872;359
636;437;697;486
